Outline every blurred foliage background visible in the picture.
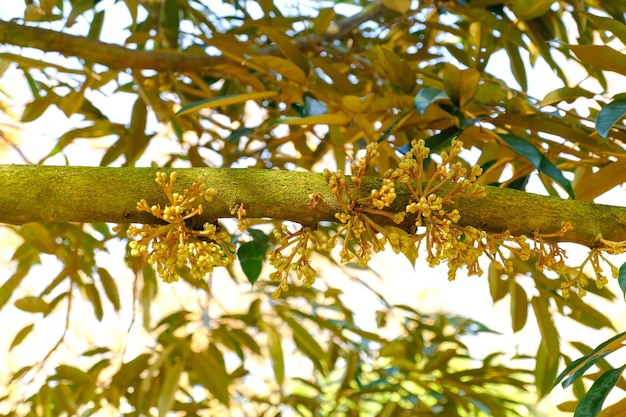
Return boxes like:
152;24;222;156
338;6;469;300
3;0;626;415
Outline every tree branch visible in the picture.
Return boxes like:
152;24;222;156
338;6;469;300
0;7;387;72
2;165;625;247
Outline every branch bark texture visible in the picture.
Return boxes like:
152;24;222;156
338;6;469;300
2;165;625;248
0;8;384;72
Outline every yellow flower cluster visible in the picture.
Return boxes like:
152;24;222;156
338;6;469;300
320;139;494;280
268;226;318;299
127;172;235;283
560;236;626;298
319;143;400;266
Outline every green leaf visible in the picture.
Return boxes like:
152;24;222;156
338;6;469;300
238;242;264;286
414;87;448;115
554;331;626;389
160;0;180;47
569;44;626;77
85;282;104;321
574;365;626;417
10;323;34;350
98;267;121;311
262;323;285;386
582;12;626;47
282;314;327;374
176;91;278;117
238;229;270;286
512;0;554;20
87;10;105;40
371;45;415;92
262;27;310;73
55;365;93;384
505;42;527;91
268;113;351;127
499;134;574;198
188;350;230;405
250;56;308;84
510;281;528;332
596;99;626;140
541;86;596;107
442;64;480;109
14;296;50;314
382;0;411;13
532;296;560;397
619;262;626;300
157;361;184;416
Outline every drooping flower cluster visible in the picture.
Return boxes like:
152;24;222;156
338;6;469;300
268;225;318;299
319;139;497;280
127;172;235;283
320;142;401;266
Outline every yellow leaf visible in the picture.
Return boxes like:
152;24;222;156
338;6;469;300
599;397;626;417
275;113;351;126
342;95;374;113
175;91;278;117
574;159;626;201
442;64;480;108
250;56;308;85
371;45;415;92
263;27;310;73
382;0;411;13
513;0;554;21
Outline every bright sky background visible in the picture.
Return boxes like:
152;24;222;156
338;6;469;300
2;1;626;415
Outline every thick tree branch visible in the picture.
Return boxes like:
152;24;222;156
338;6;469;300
0;7;386;72
2;165;626;248
0;20;224;72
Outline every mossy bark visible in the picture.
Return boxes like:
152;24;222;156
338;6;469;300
1;165;625;247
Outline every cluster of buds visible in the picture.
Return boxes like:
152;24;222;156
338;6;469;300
322;142;398;266
560;236;626;298
268;226;318;299
127;172;235;283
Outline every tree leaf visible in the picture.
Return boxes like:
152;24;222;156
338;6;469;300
250;56;308;85
0;266;30;311
14;296;50;314
414;87;448;115
262;323;285;386
371;45;415;92
510;281;528;332
262;27;310;73
382;0;411;13
505;42;527;91
268;113;351;127
512;0;554;20
238;242;264;286
56;365;93;384
188;350;230;405
98;267;121;311
85;282;104;321
10;323;35;350
598;397;626;417
499;134;574;198
619;262;626;301
541;86;596;107
574;159;626;201
569;44;626;77
442;64;480;109
575;365;626;417
554;331;626;389
532;296;560;397
175;91;278;117
596;99;626;140
582;12;626;47
282;314;327;374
